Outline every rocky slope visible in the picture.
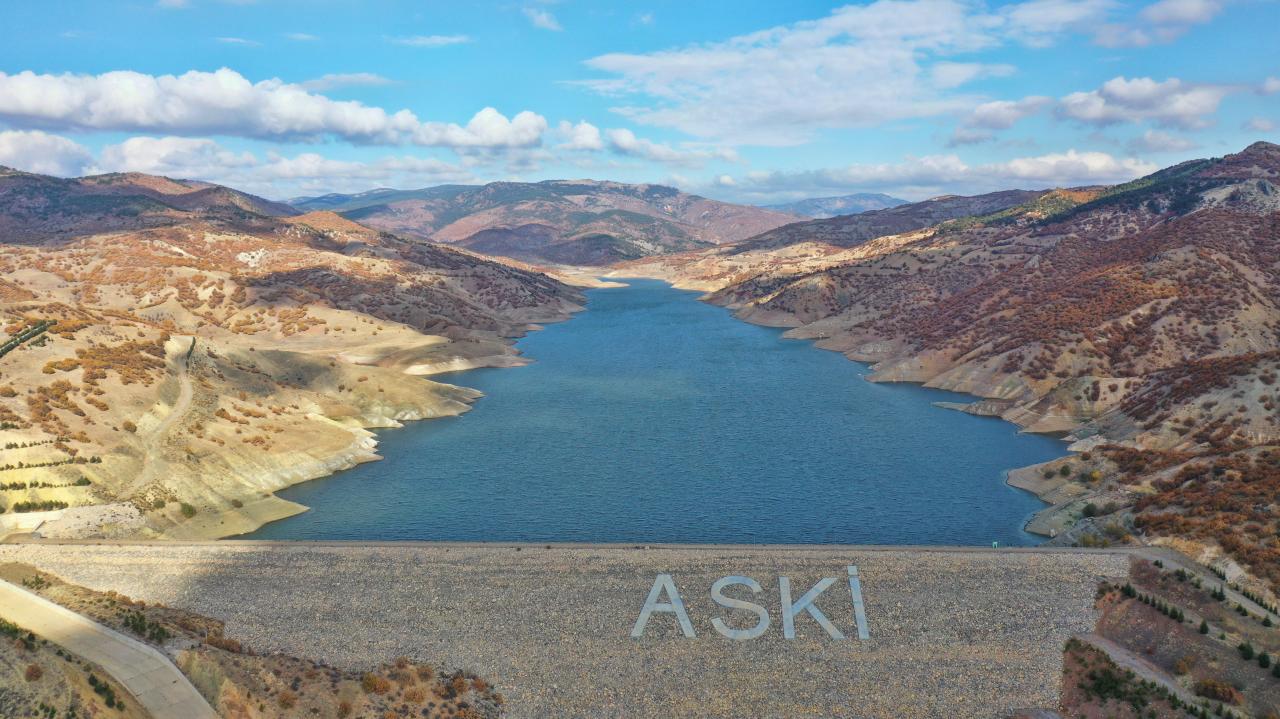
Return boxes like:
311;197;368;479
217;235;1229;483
763;192;908;218
626;142;1280;595
0;169;583;539
292;180;800;266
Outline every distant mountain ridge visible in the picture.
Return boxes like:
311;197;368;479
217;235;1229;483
291;179;801;266
763;192;908;218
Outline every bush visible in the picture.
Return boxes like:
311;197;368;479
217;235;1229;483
1059;464;1072;477
1200;619;1210;634
1260;652;1272;668
122;420;137;433
179;503;196;518
276;690;297;709
1194;678;1243;704
361;673;391;694
24;664;43;682
1082;503;1099;518
1239;642;1255;661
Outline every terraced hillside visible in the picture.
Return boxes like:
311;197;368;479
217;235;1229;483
0;168;583;539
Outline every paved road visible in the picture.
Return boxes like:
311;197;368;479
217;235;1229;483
0;579;218;719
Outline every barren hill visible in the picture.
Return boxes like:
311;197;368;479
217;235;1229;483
627;141;1280;593
0;168;582;538
292;179;801;266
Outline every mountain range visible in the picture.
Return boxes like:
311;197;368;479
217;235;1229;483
624;140;1280;590
291;179;800;266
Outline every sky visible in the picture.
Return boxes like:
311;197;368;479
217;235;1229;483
0;0;1275;203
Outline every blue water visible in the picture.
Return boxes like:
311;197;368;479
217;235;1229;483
248;279;1064;545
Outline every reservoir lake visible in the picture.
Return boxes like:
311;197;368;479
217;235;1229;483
248;279;1066;545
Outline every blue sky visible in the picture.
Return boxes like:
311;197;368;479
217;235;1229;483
0;0;1275;202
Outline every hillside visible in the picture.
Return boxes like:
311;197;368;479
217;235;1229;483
763;192;908;218
0;170;583;539
292;179;800;266
626;141;1280;594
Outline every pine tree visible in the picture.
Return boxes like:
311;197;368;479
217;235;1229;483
1199;619;1209;634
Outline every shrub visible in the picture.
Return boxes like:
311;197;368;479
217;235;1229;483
179;503;196;518
1260;652;1272;668
337;700;352;718
1059;464;1072;477
1082;503;1099;518
276;690;297;709
1200;619;1210;634
151;499;165;510
361;673;391;694
404;687;426;703
1239;643;1255;660
1194;678;1242;704
24;664;43;681
122;420;137;433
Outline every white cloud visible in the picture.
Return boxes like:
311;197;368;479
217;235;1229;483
89;135;475;197
948;96;1049;146
0;68;548;150
719;149;1155;201
1127;129;1198;152
388;34;471;47
523;7;563;31
215;37;260;46
556;120;604;151
1094;0;1224;47
965;96;1052;130
0;130;93;176
635;13;654;26
1262;77;1280;95
579;0;1082;146
1058;76;1232;129
605;128;736;167
999;0;1115;47
1244;117;1276;133
300;73;393;91
156;0;189;8
286;32;318;42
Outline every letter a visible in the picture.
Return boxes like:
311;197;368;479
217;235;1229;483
779;576;844;640
631;574;695;638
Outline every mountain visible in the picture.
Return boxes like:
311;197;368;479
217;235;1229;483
0;167;299;243
0;168;583;539
626;141;1280;591
291;179;801;266
763;192;908;218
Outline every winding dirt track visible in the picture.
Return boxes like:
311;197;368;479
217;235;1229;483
124;348;194;499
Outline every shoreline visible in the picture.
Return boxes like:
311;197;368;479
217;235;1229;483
606;270;1081;544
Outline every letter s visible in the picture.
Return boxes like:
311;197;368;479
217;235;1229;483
710;576;770;640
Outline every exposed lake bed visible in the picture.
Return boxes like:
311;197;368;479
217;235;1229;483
248;279;1066;544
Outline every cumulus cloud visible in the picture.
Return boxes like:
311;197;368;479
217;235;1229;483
0;68;548;149
1244;117;1276;133
1094;0;1224;47
1058;76;1232;129
718;149;1155;201
300;73;393;91
388;34;471;47
523;7;562;31
605;129;736;167
581;0;1014;145
87;135;475;197
0;130;93;176
1127;129;1198;152
999;0;1114;47
556;120;604;151
949;96;1050;145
